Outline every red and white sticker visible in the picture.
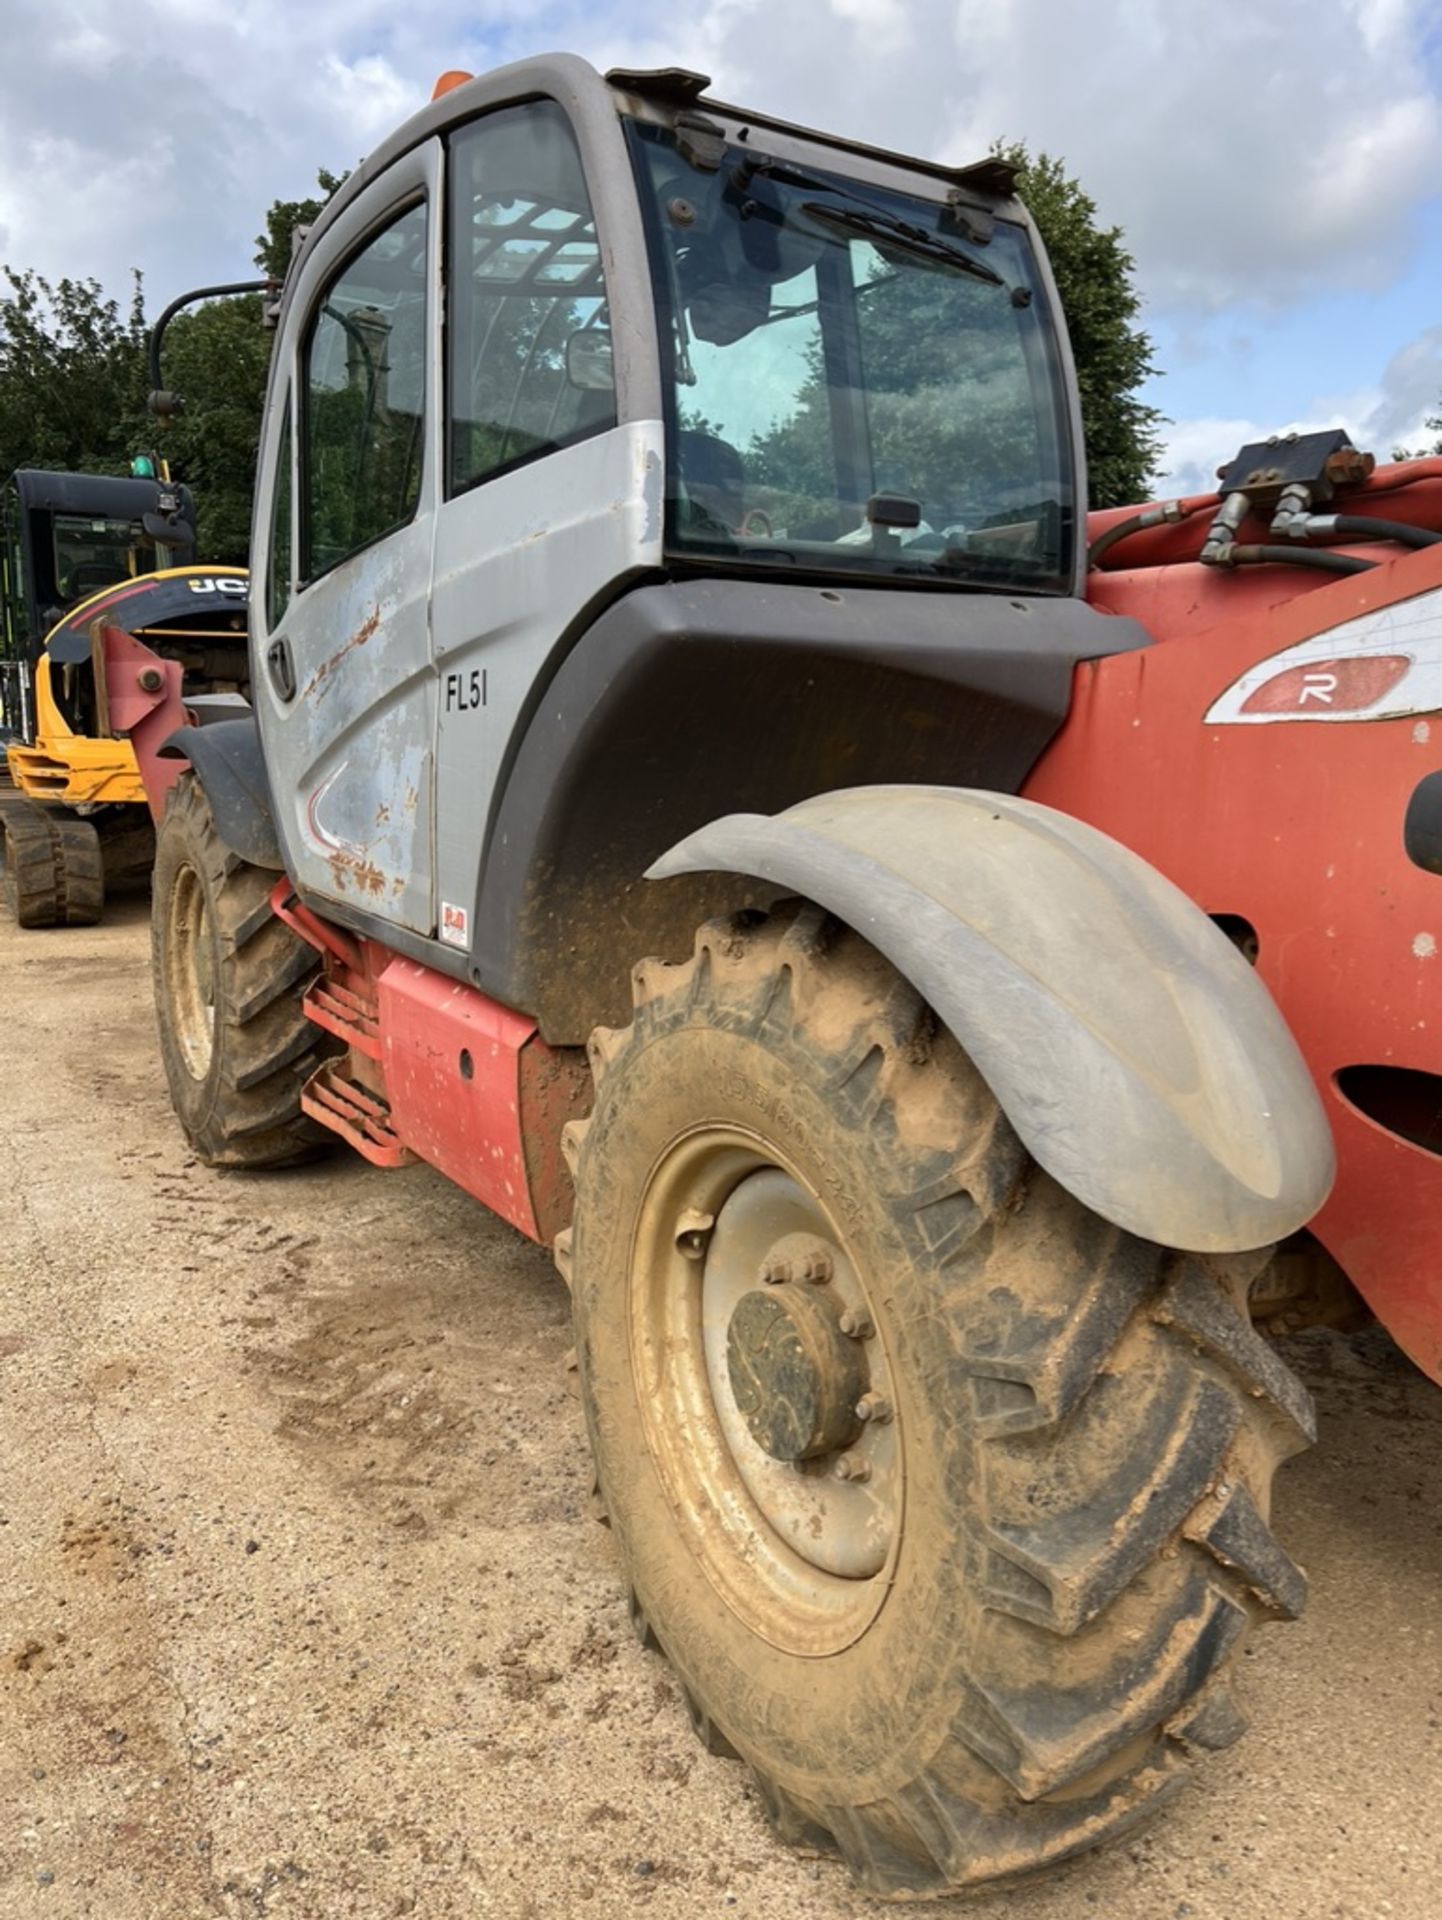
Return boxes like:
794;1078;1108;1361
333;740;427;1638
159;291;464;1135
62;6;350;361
1206;585;1442;725
440;900;469;948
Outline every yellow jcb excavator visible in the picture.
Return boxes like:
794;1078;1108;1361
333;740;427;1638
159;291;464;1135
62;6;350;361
1;467;248;926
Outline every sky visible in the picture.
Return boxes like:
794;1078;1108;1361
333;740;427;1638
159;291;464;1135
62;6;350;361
1;0;1439;497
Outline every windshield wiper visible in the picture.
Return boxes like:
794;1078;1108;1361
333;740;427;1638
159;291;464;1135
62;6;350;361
730;155;1006;287
799;202;1005;286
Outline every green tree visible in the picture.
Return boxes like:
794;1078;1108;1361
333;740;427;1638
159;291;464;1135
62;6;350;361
254;168;348;281
143;294;274;564
145;168;351;562
0;171;348;569
999;143;1163;509
0;268;148;480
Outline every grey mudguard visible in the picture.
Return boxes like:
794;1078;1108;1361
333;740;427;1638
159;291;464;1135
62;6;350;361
647;786;1334;1254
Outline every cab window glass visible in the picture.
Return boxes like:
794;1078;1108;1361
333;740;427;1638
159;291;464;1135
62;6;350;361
303;201;427;581
51;515;137;605
267;399;293;628
447;101;613;497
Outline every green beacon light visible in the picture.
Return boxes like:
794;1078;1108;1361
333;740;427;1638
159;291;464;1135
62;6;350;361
130;454;156;479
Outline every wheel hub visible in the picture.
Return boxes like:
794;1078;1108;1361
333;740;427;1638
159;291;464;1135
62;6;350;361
631;1135;904;1651
726;1279;866;1462
691;1168;902;1585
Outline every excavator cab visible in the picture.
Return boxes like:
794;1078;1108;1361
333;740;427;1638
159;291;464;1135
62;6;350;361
1;469;197;741
1;468;248;928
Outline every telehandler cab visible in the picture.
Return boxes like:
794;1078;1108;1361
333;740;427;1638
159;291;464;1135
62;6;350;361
124;57;1333;1897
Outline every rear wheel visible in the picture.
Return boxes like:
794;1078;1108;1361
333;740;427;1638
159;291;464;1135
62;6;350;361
565;901;1315;1898
152;772;332;1167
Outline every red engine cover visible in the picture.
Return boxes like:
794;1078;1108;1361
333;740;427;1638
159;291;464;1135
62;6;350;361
1028;537;1442;1381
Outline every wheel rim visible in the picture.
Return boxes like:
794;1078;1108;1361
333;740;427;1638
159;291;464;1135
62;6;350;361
630;1129;903;1656
166;863;216;1080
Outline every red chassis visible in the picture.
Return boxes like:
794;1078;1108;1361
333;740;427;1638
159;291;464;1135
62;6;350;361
1027;461;1442;1382
122;682;589;1251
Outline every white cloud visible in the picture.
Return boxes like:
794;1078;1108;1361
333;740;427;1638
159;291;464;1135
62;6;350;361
1364;323;1442;449
571;0;1442;316
319;52;418;144
937;0;1442;313
0;0;1437;316
1157;418;1274;498
1158;321;1442;492
0;0;430;306
0;0;1437;475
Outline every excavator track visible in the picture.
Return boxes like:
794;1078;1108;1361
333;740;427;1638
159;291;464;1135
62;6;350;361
49;816;105;925
1;801;61;928
0;801;104;928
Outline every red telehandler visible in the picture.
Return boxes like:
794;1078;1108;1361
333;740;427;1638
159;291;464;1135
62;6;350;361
96;53;1424;1900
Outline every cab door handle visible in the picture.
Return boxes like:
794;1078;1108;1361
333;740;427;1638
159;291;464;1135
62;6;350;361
267;636;296;702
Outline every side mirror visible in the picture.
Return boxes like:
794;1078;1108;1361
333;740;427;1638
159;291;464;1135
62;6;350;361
565;329;614;392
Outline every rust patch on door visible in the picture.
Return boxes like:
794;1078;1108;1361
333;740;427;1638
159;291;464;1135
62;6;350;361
326;844;388;897
303;607;382;702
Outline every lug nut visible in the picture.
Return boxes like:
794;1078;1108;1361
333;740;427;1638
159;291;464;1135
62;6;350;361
834;1453;870;1483
838;1307;873;1339
759;1256;792;1285
796;1248;833;1285
855;1391;893;1425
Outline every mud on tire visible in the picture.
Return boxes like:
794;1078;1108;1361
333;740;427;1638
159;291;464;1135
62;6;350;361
564;901;1315;1899
152;771;333;1168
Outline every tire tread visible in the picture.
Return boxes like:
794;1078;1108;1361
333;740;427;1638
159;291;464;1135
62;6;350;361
569;899;1314;1899
152;774;332;1169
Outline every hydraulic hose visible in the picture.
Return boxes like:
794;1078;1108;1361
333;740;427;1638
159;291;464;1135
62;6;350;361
1087;496;1209;569
1316;515;1442;550
1087;460;1442;574
1228;544;1377;576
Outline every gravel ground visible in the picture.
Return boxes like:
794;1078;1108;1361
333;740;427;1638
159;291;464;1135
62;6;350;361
2;895;1440;1920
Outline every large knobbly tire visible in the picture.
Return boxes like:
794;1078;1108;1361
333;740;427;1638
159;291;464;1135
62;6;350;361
152;772;333;1168
564;901;1315;1899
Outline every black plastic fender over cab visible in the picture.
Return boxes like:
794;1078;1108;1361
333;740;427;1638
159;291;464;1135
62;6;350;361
650;785;1335;1254
474;579;1151;1037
